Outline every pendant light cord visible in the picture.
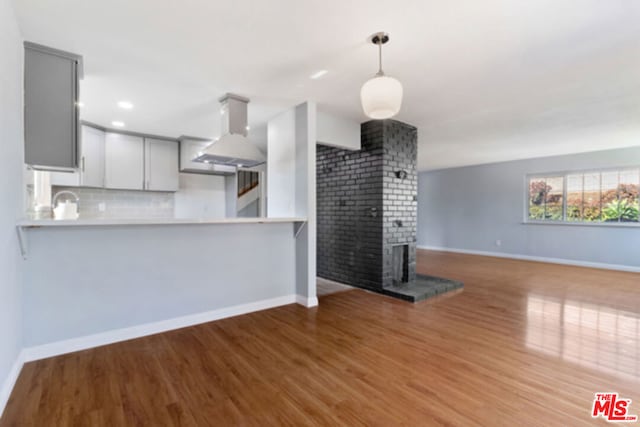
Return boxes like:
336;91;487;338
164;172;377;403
377;40;384;76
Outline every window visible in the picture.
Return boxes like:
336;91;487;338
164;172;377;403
528;176;564;221
527;168;640;224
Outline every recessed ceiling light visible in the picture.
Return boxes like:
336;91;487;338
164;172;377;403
76;101;84;108
117;101;134;110
111;121;125;128
310;69;328;80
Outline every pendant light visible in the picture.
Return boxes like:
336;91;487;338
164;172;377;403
360;32;403;119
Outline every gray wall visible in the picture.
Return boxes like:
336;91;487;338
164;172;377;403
237;198;259;217
23;223;296;346
0;0;24;410
417;146;640;268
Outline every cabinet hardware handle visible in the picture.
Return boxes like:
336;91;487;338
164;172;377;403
81;156;85;172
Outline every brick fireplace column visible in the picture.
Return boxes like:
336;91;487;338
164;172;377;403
317;119;417;291
374;120;418;288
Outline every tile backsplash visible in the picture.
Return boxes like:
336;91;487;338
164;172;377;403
24;170;227;220
50;186;174;219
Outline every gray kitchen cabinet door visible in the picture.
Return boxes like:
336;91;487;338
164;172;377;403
80;126;105;188
105;133;144;190
24;43;81;170
144;138;179;191
50;170;80;186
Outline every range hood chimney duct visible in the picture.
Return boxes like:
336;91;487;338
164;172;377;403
192;93;266;168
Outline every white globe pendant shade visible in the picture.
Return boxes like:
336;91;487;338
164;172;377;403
360;75;403;119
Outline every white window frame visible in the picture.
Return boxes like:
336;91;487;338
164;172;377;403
524;166;640;228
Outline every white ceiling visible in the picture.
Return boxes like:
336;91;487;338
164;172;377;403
12;0;640;170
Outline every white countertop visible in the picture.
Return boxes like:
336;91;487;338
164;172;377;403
17;217;307;227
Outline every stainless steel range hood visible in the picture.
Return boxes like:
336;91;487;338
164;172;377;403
192;93;266;168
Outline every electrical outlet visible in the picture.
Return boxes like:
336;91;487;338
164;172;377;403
495;239;502;247
98;202;106;212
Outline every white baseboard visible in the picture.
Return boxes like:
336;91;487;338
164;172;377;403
23;294;299;363
0;349;25;418
296;295;319;307
417;245;640;273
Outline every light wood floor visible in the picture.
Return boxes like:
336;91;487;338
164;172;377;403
2;250;639;426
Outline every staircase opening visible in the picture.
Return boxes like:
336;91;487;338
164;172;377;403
237;170;259;197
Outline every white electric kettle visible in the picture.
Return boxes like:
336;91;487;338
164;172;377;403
52;191;80;220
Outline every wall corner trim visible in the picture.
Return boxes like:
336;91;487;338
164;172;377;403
417;245;640;273
0;350;26;418
296;295;319;308
22;295;298;363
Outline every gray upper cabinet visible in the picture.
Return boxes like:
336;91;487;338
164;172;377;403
24;42;82;170
80;126;105;188
105;133;144;190
50;169;80;187
144;138;179;192
47;125;105;187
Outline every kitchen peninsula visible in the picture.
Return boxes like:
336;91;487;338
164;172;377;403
17;87;322;360
14;37;361;364
18;216;309;357
17;216;305;228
